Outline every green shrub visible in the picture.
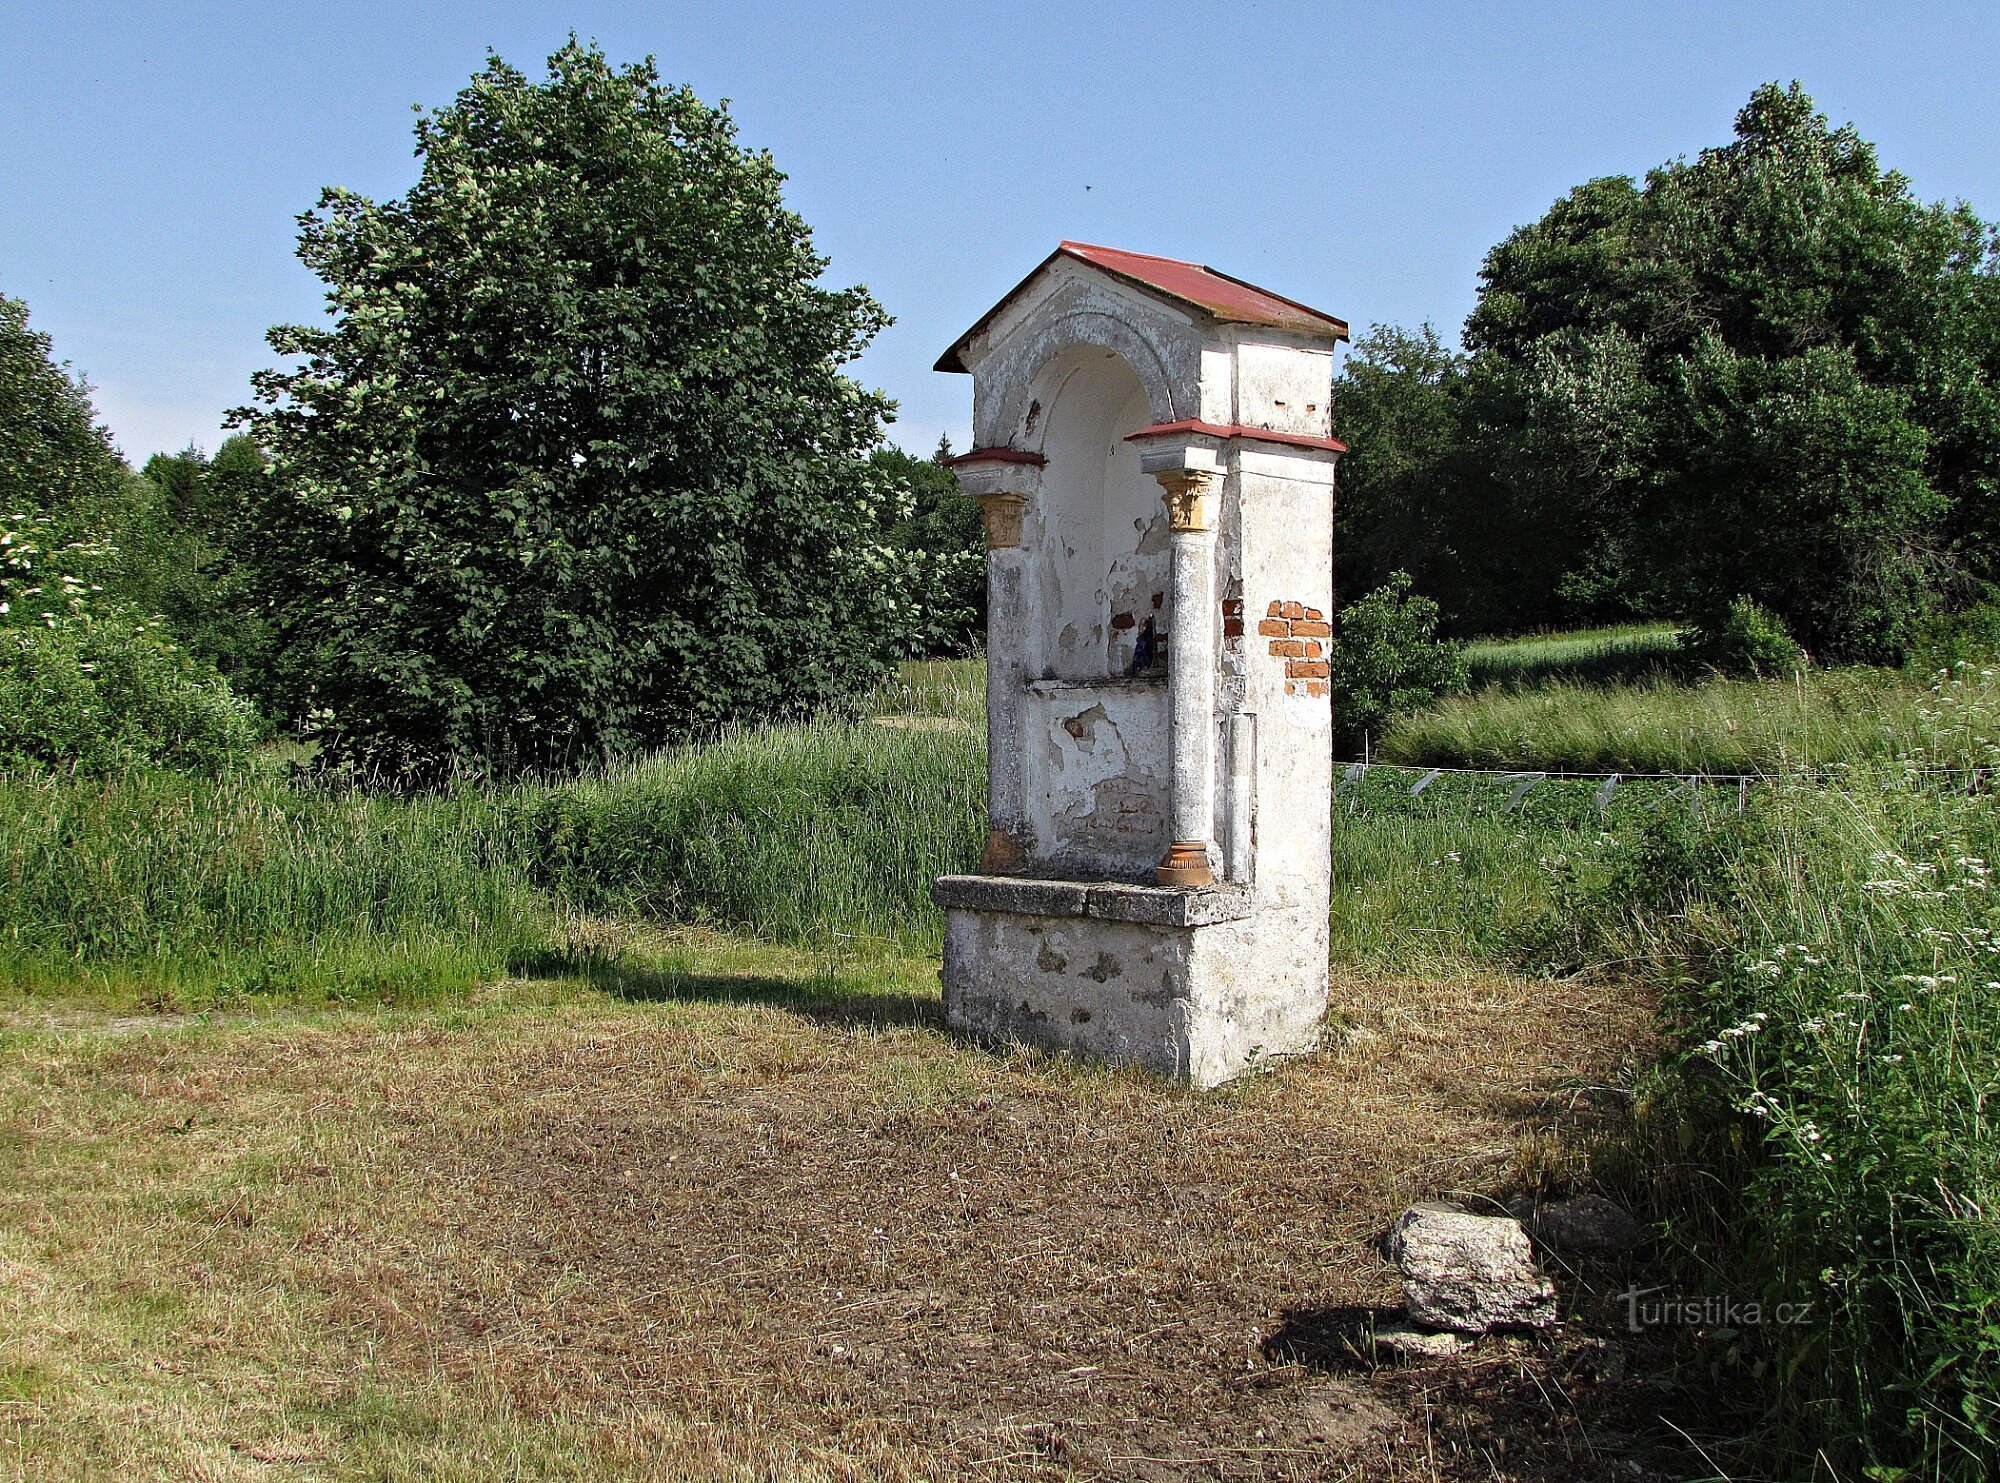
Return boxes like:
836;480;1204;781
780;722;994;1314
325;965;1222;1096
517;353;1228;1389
1680;595;1806;678
0;617;259;775
1908;601;2000;674
1334;571;1469;755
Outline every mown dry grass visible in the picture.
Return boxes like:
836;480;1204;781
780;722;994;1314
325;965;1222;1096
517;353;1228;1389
1;932;1689;1481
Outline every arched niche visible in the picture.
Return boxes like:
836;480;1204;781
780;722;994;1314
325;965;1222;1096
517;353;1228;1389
1016;342;1173;876
1024;343;1171;682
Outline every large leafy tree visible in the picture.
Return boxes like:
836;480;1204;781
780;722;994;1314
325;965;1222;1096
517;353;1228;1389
1331;325;1560;636
0;293;259;773
237;41;909;776
0;293;139;538
120;436;281;689
1461;82;2000;659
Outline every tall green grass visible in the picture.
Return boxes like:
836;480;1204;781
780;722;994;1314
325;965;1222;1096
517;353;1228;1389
0;664;991;1000
1328;766;1687;974
1463;622;1683;689
1674;773;2000;1476
0;770;546;1003
518;713;984;953
1382;665;1964;774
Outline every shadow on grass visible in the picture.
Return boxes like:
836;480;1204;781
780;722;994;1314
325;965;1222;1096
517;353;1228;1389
505;944;944;1031
1261;1303;1406;1373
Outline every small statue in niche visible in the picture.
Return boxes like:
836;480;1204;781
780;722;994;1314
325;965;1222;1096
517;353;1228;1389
1128;615;1158;676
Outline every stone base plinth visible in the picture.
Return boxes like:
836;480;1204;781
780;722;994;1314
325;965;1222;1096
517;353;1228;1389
933;874;1325;1089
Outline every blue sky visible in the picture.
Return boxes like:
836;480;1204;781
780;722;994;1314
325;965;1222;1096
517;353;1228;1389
4;1;1998;464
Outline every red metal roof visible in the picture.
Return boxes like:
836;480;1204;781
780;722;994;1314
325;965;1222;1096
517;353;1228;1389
945;446;1046;468
936;242;1348;373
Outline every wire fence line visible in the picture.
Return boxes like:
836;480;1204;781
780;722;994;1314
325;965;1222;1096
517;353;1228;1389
1336;758;1997;818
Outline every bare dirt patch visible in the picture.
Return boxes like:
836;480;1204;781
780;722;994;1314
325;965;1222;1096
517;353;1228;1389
321;969;1696;1480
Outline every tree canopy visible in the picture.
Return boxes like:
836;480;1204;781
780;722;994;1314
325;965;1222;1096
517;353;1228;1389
1338;82;2000;659
0;294;135;538
236;41;914;776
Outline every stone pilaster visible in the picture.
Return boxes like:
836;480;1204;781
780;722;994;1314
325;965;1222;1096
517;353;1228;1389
974;490;1032;873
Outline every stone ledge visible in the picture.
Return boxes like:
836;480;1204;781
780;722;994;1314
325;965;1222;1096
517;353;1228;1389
933;874;1253;926
1024;674;1167;695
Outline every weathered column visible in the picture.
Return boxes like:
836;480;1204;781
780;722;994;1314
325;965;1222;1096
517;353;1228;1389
973;488;1031;873
1154;470;1217;888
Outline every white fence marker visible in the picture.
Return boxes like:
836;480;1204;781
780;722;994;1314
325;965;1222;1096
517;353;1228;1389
1595;773;1622;817
1503;772;1545;812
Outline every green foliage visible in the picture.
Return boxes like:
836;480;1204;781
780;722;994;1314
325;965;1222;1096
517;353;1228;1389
1465;82;1998;659
1680;595;1806;678
1909;600;2000;674
870;441;984;656
1332;571;1468;754
115;436;282;691
0;615;259;776
1334;326;1491;629
0;294;139;537
1650;340;1941;661
235;41;913;778
0;304;263;777
1344;84;2000;651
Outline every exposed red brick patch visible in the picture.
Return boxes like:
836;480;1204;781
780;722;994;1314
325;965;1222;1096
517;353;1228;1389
1287;658;1330;680
1293;620;1331;639
1281;601;1305;621
1272;639;1306;659
1257;619;1290;638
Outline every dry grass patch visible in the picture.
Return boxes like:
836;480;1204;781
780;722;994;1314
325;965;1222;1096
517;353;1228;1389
1;935;1691;1481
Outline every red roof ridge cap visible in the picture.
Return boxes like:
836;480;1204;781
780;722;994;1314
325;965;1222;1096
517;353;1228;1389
1124;419;1347;454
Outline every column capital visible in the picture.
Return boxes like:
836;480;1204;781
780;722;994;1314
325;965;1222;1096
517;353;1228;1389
973;490;1030;549
1153;468;1218;533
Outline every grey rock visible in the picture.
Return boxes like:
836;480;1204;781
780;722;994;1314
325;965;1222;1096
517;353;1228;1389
1371;1319;1472;1361
1523;1194;1642;1255
1386;1201;1557;1333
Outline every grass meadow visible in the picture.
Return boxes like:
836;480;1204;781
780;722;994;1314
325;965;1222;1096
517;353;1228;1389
5;652;2000;1477
1462;623;1683;689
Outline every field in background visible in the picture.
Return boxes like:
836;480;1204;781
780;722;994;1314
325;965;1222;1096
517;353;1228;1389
1382;663;1967;774
1463;624;1682;690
